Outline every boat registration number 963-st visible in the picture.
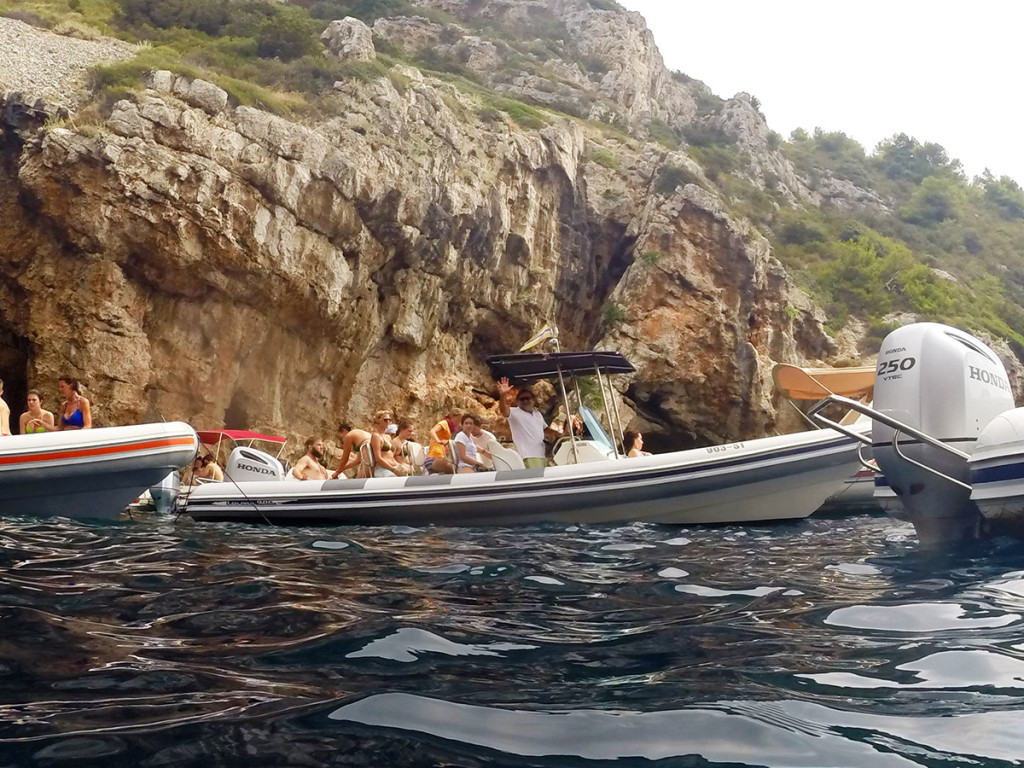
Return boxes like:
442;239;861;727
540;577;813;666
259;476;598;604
706;443;744;454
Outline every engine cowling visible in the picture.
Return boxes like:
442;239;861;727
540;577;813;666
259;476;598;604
225;446;286;482
872;323;1014;544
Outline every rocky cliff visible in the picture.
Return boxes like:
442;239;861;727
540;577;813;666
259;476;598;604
0;4;843;455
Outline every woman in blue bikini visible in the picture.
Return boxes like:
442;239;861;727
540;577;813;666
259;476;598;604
30;377;92;431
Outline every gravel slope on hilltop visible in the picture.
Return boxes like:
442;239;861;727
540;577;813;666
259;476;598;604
0;17;135;109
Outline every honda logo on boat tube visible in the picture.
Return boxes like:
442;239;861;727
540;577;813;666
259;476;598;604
968;365;1011;392
239;462;275;475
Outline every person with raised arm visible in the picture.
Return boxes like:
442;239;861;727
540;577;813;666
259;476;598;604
496;377;568;469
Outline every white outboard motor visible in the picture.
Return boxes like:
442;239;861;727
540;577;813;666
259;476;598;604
225;446;286;482
873;323;1014;544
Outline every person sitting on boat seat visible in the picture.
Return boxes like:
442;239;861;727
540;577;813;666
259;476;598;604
497;377;571;469
197;455;224;481
20;389;54;434
186;456;203;486
292;436;330;480
424;410;460;474
392;419;420;475
369;410;411;478
454;414;491;473
623;430;652;458
332;422;373;479
470;418;497;470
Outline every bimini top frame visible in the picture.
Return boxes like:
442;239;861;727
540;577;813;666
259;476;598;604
487;348;636;463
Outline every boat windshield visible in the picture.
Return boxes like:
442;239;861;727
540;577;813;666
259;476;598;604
580;404;616;454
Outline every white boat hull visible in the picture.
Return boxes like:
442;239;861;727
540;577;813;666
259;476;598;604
969;408;1024;536
0;423;199;520
186;427;865;526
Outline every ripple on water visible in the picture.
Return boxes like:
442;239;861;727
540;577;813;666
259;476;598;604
825;602;1023;633
4;515;1024;766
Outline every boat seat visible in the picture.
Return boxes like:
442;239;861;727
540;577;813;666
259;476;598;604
487;439;525;471
359;440;376;477
552;438;614;465
402;440;426;470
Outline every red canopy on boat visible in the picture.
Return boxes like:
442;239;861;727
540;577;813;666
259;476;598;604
197;429;287;445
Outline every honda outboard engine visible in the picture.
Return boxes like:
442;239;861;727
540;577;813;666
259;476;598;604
225;446;286;482
873;323;1014;544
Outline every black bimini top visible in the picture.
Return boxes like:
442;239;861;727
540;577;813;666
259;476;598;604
486;351;636;381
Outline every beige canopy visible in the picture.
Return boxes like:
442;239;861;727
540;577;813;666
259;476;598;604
772;363;875;402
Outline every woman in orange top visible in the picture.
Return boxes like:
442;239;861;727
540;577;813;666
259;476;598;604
423;410;460;474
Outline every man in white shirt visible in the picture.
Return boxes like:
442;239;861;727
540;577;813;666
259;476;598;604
497;377;566;469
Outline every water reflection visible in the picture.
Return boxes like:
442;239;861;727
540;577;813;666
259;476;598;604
327;692;1023;766
3;514;1024;765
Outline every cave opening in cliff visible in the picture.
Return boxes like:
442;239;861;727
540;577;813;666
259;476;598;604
224;390;252;432
0;322;30;428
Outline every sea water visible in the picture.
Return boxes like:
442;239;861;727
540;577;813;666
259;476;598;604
2;512;1024;767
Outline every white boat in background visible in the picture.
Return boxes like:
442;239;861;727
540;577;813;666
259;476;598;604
0;423;199;520
772;363;878;513
810;322;1024;545
184;350;871;527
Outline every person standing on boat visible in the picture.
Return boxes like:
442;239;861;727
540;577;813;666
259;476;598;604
20;390;54;434
293;437;330;480
0;378;10;436
497;377;567;469
332;422;373;479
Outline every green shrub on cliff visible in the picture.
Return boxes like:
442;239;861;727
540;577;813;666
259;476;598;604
255;5;320;61
481;96;547;129
655;164;699;195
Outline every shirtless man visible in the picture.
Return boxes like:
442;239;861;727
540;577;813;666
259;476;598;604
332;422;373;479
197;455;224;481
293;436;330;480
0;378;10;436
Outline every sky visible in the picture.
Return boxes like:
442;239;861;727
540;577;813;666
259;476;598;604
616;0;1024;186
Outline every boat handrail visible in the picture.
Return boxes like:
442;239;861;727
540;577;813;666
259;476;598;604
808;394;972;491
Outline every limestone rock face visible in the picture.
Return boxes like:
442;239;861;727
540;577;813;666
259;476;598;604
599;183;831;449
0;6;847;454
321;17;376;62
380;0;701;132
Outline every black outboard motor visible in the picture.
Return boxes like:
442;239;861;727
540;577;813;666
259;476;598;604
872;323;1014;545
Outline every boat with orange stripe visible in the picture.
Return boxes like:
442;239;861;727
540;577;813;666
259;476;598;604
1;422;199;519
